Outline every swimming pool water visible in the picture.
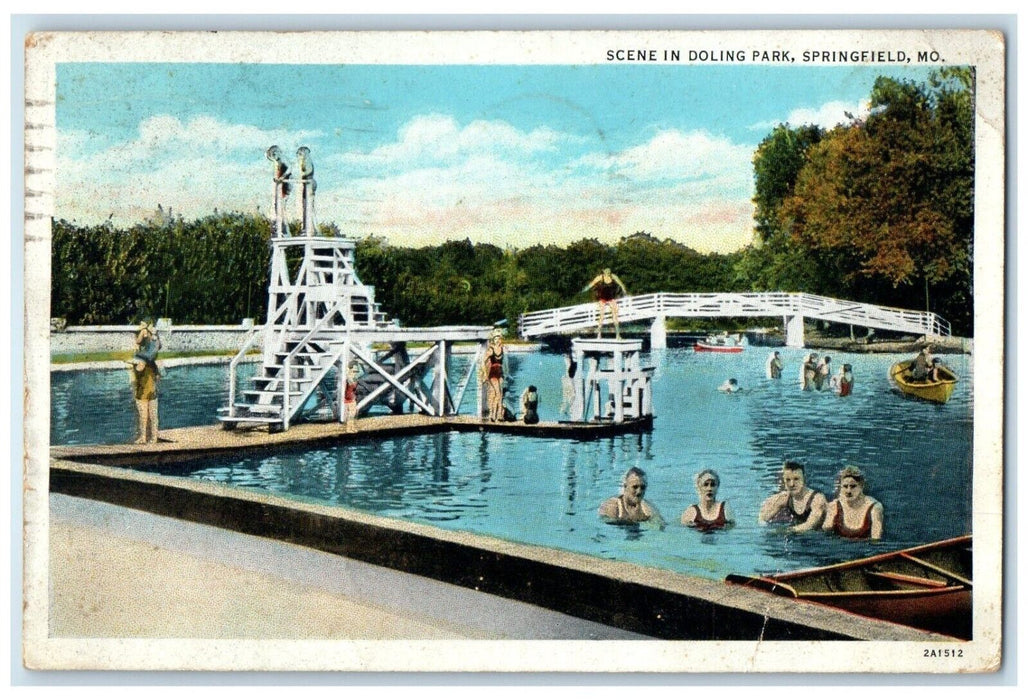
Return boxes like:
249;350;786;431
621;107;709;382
51;348;973;579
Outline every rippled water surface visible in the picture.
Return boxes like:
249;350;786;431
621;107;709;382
51;347;972;579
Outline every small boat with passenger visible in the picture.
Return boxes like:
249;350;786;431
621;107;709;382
726;535;972;639
694;333;745;353
889;359;959;404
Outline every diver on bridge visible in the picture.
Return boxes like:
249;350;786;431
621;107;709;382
583;268;629;339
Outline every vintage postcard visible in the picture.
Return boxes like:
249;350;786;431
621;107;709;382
22;28;1005;673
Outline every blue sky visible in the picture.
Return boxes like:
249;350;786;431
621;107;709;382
56;62;937;252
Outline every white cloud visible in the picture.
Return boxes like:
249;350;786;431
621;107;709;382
343;114;566;171
749;99;870;132
56;113;756;253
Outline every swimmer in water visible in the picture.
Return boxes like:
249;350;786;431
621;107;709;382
599;467;664;526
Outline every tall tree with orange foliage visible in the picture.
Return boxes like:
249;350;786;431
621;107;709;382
779;68;974;332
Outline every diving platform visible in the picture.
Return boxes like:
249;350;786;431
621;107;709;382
221;146;497;432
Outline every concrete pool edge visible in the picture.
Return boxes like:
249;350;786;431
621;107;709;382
48;458;953;644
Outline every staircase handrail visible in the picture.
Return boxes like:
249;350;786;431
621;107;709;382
226;325;262;418
280;300;346;427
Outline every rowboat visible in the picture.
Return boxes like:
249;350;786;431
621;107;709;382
694;342;744;353
726;536;972;639
889;359;959;404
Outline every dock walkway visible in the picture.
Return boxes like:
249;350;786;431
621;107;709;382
52;414;654;466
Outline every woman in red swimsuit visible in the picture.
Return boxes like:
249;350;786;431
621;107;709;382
823;466;884;540
681;469;734;531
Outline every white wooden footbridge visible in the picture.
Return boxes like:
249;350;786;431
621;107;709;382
518;292;951;348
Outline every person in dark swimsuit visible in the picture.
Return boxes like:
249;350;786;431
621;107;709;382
598;467;664;526
681;469;734;531
823;466;884;540
758;461;827;532
520;385;540;424
480;329;507;422
583;268;629;339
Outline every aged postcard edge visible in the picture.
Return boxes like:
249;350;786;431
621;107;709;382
21;28;1005;673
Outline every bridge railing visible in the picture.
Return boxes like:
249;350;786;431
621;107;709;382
519;291;951;338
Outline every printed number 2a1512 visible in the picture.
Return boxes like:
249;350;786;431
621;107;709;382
924;649;964;658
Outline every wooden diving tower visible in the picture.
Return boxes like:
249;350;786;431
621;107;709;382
219;146;492;431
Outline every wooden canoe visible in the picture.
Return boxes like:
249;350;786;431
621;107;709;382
726;535;972;639
889;359;959;404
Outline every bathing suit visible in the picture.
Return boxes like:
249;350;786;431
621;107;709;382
689;502;728;532
523;391;539;424
613;496;650;522
767;492;814;525
594;279;619;302
838;375;853;396
133;361;159;401
487;350;504;380
831;501;875;539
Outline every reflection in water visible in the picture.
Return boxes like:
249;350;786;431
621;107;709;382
54;348;973;580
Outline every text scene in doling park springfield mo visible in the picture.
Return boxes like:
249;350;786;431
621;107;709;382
40;43;986;658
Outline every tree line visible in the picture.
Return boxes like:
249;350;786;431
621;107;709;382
50;69;973;336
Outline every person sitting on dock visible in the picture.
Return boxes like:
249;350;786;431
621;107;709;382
681;469;734;532
758;461;827;533
719;378;741;393
481;329;507;422
520;385;540;425
599;467;664;526
583;268;629;339
823;466;884;540
765;351;783;379
559;357;578;417
831;364;854;396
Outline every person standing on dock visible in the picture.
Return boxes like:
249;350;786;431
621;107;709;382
681;469;734;531
129;356;160;444
583;268;629;339
344;362;361;433
481;329;508;422
823;466;884;540
758;461;827;533
599;467;664;526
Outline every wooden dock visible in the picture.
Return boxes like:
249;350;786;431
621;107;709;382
51;414;654;466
